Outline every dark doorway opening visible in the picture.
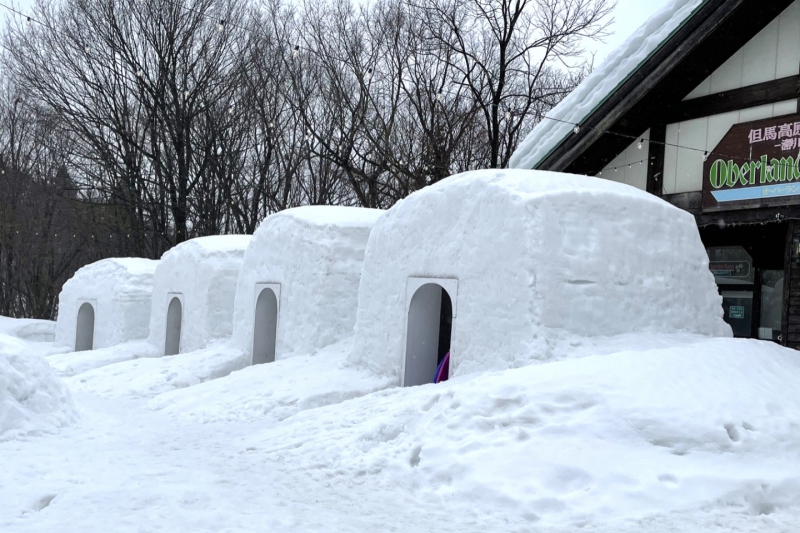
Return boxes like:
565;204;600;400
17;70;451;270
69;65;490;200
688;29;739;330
75;302;95;351
404;284;453;387
252;287;278;365
165;296;182;356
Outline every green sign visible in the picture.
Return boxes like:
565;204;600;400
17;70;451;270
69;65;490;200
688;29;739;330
729;306;745;319
702;113;800;211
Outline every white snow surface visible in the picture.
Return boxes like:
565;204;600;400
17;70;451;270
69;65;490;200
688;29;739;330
3;324;800;532
509;0;704;169
231;206;383;362
348;169;730;382
46;340;160;377
67;341;249;400
0;315;55;342
147;235;251;354
149;337;394;423
0;332;76;442
54;258;159;350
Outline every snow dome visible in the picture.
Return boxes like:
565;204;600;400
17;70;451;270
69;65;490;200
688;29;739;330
148;235;251;355
348;169;731;386
231;206;383;365
55;258;159;351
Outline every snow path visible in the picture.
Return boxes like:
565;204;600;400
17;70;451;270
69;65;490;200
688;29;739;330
1;392;520;532
3;331;800;532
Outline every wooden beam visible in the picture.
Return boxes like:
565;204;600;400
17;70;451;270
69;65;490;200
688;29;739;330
646;124;666;195
667;75;800;123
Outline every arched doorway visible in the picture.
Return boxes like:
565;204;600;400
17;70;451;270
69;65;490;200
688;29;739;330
164;296;182;356
75;302;95;351
252;286;279;365
403;283;455;387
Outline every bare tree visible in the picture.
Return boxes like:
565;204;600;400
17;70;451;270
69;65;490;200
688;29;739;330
416;0;614;168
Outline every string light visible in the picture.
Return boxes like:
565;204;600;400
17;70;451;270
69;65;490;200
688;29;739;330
637;139;643;149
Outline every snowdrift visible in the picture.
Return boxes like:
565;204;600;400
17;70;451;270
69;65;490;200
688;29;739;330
348;169;730;384
147;236;251;355
0;315;55;342
0;333;77;441
47;340;160;377
249;337;800;527
149;338;393;423
68;342;248;399
54;258;159;350
231;206;383;363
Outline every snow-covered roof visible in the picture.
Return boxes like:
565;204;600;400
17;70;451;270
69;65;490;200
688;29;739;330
509;0;706;169
272;205;384;228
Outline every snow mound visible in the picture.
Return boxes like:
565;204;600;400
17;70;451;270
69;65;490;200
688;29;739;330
0;315;55;342
47;340;160;377
348;169;729;382
0;333;77;441
148;235;251;354
231;206;383;362
67;342;249;399
509;0;704;169
54;258;159;350
149;338;393;423
249;337;800;527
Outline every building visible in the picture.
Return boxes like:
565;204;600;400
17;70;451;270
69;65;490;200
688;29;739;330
510;0;800;347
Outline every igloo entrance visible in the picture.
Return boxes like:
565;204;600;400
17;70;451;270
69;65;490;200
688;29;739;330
165;295;183;356
75;301;95;351
403;278;457;387
252;284;280;365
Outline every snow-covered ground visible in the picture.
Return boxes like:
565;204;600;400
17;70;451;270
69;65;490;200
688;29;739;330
2;317;800;532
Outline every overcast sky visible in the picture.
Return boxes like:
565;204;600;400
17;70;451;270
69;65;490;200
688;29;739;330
5;0;673;67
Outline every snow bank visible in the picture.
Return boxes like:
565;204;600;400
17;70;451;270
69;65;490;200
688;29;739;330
0;315;55;342
0;332;77;441
148;236;251;354
231;206;383;363
67;342;249;399
150;338;393;423
509;0;704;169
47;340;160;377
348;169;729;382
250;337;800;527
54;258;159;350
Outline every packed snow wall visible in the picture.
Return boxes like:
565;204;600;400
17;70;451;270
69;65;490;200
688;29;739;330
55;258;159;351
231;206;383;363
148;236;251;355
348;169;731;383
1;332;77;441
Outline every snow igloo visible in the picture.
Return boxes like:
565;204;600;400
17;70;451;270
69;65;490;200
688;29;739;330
231;206;383;365
55;258;159;351
347;169;731;387
148;235;251;355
